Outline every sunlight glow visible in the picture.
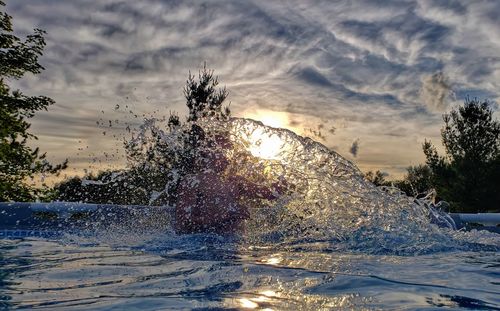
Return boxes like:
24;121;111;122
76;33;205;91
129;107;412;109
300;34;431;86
253;296;270;302
236;293;279;310
248;127;286;160
260;114;285;128
242;110;289;129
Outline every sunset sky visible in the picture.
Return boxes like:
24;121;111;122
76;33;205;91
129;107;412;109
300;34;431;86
6;0;500;180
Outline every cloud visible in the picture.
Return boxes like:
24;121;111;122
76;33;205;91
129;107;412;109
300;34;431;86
294;66;333;87
349;139;360;157
420;71;452;111
4;0;500;178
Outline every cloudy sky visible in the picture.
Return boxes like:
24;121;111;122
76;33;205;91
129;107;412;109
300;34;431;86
6;0;500;180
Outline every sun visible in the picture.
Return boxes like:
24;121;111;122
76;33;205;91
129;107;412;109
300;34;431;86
238;109;295;160
247;127;285;160
242;110;289;129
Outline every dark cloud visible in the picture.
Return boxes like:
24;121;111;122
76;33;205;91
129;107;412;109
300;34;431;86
430;0;467;14
294;67;332;87
349;139;360;157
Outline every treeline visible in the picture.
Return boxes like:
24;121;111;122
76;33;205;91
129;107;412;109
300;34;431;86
366;98;500;213
57;96;500;213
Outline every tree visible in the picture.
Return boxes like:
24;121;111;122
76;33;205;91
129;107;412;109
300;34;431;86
131;65;231;204
392;165;433;198
423;98;500;212
364;170;389;187
184;63;230;123
0;1;66;201
55;172;148;205
56;65;230;205
177;64;230;175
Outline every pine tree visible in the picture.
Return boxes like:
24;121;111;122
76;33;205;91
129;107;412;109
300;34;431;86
183;63;230;123
364;170;389;187
423;98;500;212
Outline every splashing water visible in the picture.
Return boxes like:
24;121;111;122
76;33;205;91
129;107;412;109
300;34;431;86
115;117;498;255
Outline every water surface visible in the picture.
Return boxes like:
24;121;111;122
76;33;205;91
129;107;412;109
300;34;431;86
1;235;499;310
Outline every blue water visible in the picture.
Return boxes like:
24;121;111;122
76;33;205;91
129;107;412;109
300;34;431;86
1;233;499;310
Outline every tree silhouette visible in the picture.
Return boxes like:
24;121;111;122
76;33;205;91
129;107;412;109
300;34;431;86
424;98;500;212
364;170;389;187
0;1;66;201
390;165;433;198
56;65;230;205
184;63;230;123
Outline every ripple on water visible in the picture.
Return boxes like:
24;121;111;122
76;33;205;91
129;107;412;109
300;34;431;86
0;237;499;310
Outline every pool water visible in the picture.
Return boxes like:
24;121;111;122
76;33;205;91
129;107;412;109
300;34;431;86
1;233;499;310
2;118;499;310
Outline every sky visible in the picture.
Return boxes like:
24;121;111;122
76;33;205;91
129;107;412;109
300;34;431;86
5;0;500;180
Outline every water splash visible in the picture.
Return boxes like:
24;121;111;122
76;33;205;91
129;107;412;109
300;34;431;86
115;116;498;254
225;119;452;252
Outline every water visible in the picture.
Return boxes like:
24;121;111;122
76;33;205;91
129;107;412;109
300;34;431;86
1;236;499;310
1;118;499;309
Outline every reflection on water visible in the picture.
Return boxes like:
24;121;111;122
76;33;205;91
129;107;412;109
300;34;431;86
229;290;367;310
1;237;499;310
260;254;283;265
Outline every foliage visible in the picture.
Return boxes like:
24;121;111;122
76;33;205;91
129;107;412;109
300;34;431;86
423;98;500;212
55;65;230;205
184;63;230;122
391;165;433;198
364;170;389;187
365;165;434;201
368;98;500;213
0;1;66;202
55;171;148;205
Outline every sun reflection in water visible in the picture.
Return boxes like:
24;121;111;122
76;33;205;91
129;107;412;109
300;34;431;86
238;298;259;309
232;287;361;309
261;254;283;265
236;291;281;310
